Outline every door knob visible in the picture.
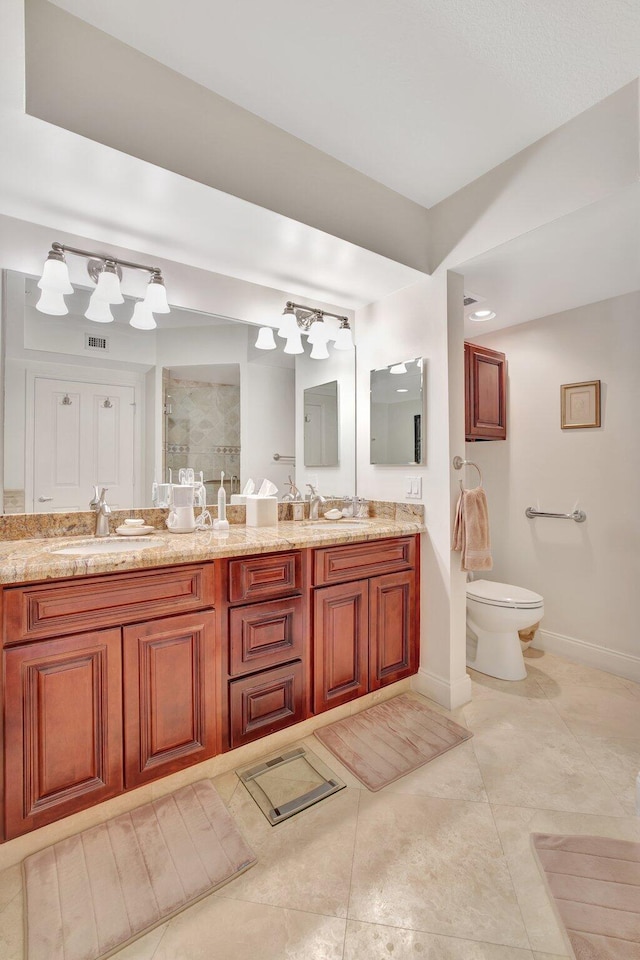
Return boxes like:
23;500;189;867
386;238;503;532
38;496;54;502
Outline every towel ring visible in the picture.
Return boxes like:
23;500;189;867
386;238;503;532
452;456;483;488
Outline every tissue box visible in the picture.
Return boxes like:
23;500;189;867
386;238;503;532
245;495;278;527
230;494;247;505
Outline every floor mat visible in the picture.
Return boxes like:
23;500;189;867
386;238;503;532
532;833;640;960
23;780;256;960
314;693;472;791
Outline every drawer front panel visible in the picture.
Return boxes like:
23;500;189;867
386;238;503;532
229;597;303;676
313;537;415;586
228;552;301;603
229;661;304;747
3;563;215;643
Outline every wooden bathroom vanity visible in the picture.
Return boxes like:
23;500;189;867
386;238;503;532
0;522;421;841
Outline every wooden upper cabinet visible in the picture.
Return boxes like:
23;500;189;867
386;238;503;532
465;342;507;441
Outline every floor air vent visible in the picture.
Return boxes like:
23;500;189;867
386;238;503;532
85;333;108;351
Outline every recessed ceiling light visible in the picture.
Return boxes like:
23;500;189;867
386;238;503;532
469;310;496;322
396;388;409;393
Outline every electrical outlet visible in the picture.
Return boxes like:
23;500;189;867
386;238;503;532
405;476;422;499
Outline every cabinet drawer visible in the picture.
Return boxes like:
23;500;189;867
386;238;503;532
229;597;303;677
3;563;215;644
228;552;301;603
313;537;416;586
229;661;304;747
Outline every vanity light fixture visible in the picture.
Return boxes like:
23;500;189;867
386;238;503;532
255;300;354;359
469;309;496;322
36;242;171;329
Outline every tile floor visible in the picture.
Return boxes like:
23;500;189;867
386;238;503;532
1;649;639;960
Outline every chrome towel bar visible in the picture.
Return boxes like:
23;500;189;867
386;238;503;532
273;453;295;463
452;456;482;488
525;506;586;523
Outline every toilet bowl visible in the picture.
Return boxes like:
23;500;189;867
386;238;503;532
466;579;544;681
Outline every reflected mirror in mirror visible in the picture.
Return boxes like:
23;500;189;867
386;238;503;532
303;380;338;467
2;270;356;513
370;358;424;465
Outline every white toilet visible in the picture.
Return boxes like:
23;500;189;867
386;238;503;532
466;579;544;681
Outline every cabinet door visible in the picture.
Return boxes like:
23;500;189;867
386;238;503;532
229;661;304;748
4;628;123;839
369;571;418;689
465;342;507;440
123;611;217;788
313;581;369;713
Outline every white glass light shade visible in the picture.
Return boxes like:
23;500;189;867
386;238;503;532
333;325;354;350
389;362;407;375
38;256;73;294
310;339;330;360
93;266;124;305
283;330;304;355
277;311;299;338
85;294;114;323
255;326;277;350
36;288;68;315
143;277;170;313
307;319;330;345
129;301;157;330
469;310;496;322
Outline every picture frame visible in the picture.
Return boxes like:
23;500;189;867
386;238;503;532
561;380;601;429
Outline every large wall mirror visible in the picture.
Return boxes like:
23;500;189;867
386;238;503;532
370;358;425;465
2;270;356;513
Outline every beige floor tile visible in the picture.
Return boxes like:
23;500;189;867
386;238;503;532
0;890;23;960
0;863;22;913
531;955;571;960
464;698;625;815
344;921;535;958
524;650;633;694
623;677;640;697
348;792;529;948
545;682;640;739
469;668;549;701
112;925;168;960
221;783;360;917
576;735;640;815
211;769;242;804
151;896;346;960
491;804;640;955
381;740;488;803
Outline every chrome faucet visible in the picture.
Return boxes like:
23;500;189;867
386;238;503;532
90;487;111;537
307;483;325;521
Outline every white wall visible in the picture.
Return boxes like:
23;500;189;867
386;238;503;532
356;270;471;709
466;292;640;680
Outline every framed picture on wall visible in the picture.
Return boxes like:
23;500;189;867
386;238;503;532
560;380;601;429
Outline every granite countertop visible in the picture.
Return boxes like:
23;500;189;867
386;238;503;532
0;518;425;585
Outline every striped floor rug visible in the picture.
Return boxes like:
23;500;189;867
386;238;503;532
315;694;472;791
24;780;256;960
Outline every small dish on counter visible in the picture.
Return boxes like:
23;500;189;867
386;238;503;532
323;509;344;520
115;524;157;536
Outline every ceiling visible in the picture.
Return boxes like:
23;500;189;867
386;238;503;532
460;183;640;336
50;0;640;207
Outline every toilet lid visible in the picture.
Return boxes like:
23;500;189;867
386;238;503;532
467;579;543;609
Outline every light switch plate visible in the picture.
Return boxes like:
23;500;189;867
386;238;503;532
405;476;422;499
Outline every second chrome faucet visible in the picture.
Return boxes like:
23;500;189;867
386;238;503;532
90;486;112;537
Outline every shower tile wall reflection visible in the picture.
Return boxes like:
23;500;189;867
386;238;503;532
164;373;241;494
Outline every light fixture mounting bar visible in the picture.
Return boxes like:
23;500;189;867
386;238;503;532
51;241;162;277
285;300;349;324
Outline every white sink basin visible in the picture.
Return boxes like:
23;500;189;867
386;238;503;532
49;537;163;556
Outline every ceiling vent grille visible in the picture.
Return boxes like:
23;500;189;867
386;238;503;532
463;291;485;308
85;333;109;351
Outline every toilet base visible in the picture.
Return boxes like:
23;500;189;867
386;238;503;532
467;625;527;681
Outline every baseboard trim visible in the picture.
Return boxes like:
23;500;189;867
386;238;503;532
412;668;472;710
533;629;640;684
